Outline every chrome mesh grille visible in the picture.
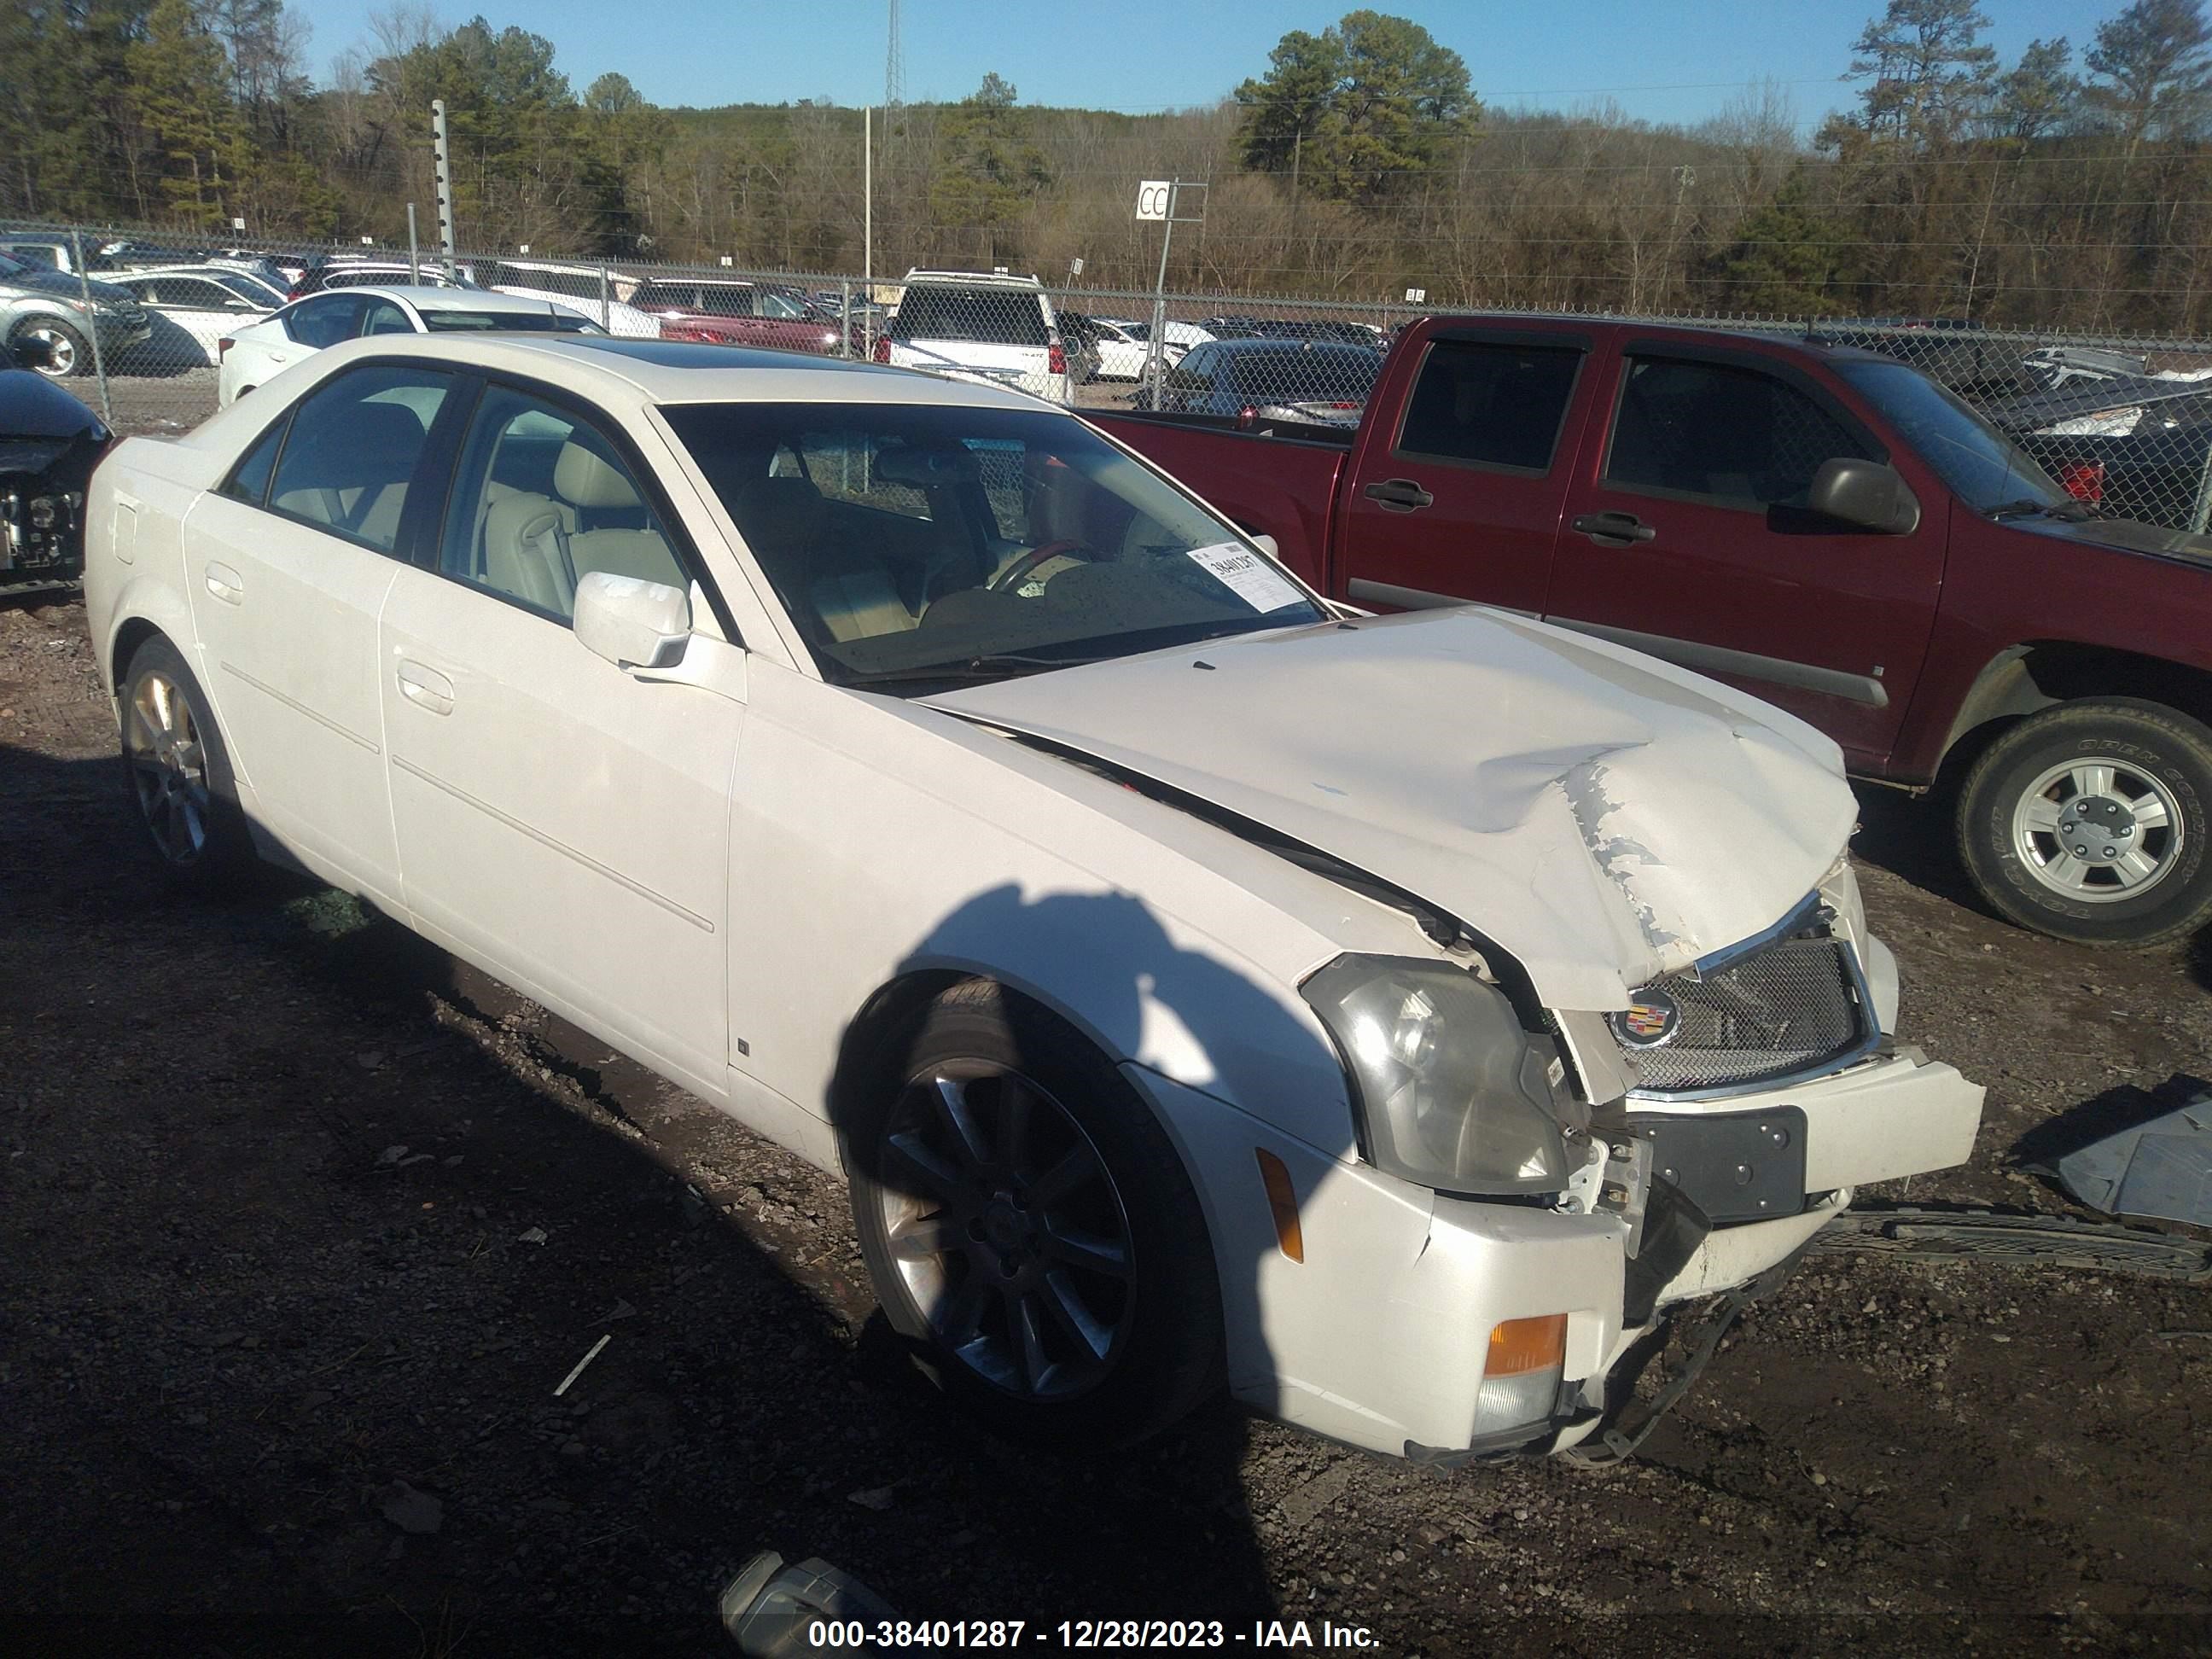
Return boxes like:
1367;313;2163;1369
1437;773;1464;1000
1615;935;1869;1096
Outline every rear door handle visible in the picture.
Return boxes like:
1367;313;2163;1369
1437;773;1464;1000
1362;478;1435;513
395;660;455;715
204;562;244;604
1572;511;1656;545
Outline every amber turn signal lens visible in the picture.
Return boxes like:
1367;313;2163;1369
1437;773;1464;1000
1254;1149;1304;1263
1485;1313;1568;1377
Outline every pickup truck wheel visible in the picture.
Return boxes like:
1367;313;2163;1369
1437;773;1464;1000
119;636;254;889
846;981;1223;1450
1956;697;2212;947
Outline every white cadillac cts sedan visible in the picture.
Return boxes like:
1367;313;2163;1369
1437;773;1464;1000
82;335;1984;1463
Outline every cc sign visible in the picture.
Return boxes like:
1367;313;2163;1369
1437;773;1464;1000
1135;179;1173;221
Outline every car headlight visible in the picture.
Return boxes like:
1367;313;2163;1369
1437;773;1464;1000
1302;956;1572;1196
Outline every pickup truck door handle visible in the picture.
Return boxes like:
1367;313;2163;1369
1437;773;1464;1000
204;562;244;604
1572;511;1657;545
394;660;456;716
1363;478;1435;513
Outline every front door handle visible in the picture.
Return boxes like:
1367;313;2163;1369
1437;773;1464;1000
395;660;456;716
1573;511;1656;545
204;562;244;604
1362;478;1435;513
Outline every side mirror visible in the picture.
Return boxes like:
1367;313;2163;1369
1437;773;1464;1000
9;335;52;371
1249;532;1280;558
574;570;690;670
1806;457;1921;535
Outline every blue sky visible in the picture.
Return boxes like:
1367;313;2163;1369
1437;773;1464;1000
291;0;2105;128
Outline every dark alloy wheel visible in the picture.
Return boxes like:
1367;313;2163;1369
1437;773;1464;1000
1957;697;2212;947
847;982;1222;1448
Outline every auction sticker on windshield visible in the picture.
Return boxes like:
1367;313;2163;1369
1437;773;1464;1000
1187;542;1305;613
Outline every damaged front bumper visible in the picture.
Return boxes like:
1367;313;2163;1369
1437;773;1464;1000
1130;1041;1983;1464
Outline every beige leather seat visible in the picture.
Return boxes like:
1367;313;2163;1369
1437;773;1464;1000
271;403;426;550
478;440;682;616
728;475;917;643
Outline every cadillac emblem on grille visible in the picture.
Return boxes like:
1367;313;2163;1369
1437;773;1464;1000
1609;990;1682;1048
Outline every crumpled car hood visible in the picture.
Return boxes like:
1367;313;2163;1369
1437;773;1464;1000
923;608;1859;1010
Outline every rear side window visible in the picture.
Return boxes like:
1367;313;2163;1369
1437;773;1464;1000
223;417;288;506
266;365;452;553
1397;341;1583;472
1607;356;1877;509
283;294;364;347
892;286;1048;347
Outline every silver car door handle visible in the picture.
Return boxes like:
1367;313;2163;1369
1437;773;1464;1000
395;660;456;715
204;562;244;604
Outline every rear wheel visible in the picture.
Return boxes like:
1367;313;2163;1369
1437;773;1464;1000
1956;697;2212;946
846;982;1223;1449
119;636;254;888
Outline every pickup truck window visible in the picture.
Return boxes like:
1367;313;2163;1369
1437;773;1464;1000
1397;341;1581;472
1833;358;2066;515
1607;356;1875;509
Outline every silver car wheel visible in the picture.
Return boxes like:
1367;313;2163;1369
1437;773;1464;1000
20;323;80;377
125;670;212;865
875;1058;1135;1403
2010;755;2184;903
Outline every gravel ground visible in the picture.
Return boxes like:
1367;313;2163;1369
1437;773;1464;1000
3;591;2209;1657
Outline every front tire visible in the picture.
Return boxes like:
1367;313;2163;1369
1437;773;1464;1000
846;981;1223;1449
15;319;91;378
119;636;254;889
1956;697;2212;946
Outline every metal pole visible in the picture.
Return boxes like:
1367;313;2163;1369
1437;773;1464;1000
69;230;111;427
2190;439;2212;536
864;107;874;358
431;100;457;257
841;276;853;360
406;203;420;285
598;264;610;330
1146;183;1178;410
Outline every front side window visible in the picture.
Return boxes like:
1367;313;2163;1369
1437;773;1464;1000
440;387;686;621
1397;340;1583;472
662;402;1324;689
1607;356;1877;509
266;364;452;552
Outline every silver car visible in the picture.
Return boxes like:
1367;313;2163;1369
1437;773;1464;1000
0;248;151;378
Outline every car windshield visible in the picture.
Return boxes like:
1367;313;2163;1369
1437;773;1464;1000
892;286;1050;346
421;310;600;333
662;401;1325;689
210;271;276;304
1835;358;2067;515
0;249;27;276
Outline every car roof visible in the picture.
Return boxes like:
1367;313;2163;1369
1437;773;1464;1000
250;334;1062;416
901;268;1045;289
1197;337;1378;357
313;285;577;313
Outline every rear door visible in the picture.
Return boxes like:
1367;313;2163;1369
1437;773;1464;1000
1335;327;1596;618
1545;341;1947;762
181;360;457;905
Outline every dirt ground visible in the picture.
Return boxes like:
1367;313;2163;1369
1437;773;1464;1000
3;591;2209;1658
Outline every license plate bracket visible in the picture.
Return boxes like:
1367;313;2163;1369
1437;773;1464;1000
1630;1107;1808;1225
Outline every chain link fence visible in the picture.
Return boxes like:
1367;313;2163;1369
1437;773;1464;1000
8;217;2212;533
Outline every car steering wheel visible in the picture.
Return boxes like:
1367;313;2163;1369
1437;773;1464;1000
989;538;1091;594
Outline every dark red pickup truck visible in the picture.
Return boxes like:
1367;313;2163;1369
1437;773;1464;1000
1091;315;2212;948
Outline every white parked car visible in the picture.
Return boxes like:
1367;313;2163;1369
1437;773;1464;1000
81;335;1982;1463
216;286;600;405
108;265;282;368
483;258;660;338
879;269;1071;403
1092;316;1201;379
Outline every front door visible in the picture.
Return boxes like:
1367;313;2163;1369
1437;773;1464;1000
1546;344;1947;763
1336;329;1593;618
377;381;743;1100
181;362;458;904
